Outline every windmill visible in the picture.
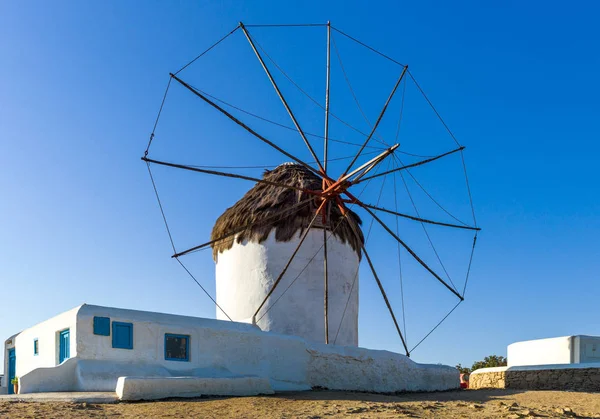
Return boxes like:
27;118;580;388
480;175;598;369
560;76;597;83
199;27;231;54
142;22;479;357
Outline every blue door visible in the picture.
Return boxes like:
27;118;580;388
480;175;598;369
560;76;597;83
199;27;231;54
7;348;15;395
59;329;70;363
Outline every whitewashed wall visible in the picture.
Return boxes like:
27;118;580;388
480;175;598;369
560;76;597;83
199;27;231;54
14;304;459;395
507;336;574;366
215;230;359;346
13;306;79;381
22;304;310;393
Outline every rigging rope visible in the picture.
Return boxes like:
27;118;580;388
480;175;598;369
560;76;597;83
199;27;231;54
146;162;176;254
248;33;392;149
244;23;327;28
410;300;462;353
407;70;461;148
331;26;405;67
175;258;233;321
184;149;381;171
189;85;392;151
145;77;172;156
392;155;470;227
394;160;459;294
393;86;407;344
146;161;234;321
331;32;387;147
392;165;407;346
174;25;240;75
462;232;478;298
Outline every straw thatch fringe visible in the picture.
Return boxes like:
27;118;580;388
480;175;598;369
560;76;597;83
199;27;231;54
211;163;364;260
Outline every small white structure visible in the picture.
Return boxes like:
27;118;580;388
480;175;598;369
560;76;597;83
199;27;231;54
2;304;458;399
212;163;362;346
507;335;600;367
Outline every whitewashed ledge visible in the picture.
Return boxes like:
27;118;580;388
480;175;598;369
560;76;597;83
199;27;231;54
116;376;274;401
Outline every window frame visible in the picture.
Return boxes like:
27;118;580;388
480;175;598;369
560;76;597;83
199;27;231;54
33;338;39;356
112;321;133;350
164;333;190;362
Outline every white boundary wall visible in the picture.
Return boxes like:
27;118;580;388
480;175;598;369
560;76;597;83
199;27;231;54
507;336;573;367
508;336;600;367
5;304;459;396
215;230;359;346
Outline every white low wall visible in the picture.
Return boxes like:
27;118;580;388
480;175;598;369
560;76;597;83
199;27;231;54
307;343;459;392
116;376;274;401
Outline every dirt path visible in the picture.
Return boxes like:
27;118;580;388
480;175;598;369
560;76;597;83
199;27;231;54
1;389;599;418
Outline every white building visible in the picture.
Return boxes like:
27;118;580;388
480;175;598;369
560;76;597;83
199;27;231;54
212;163;363;346
2;304;458;399
507;335;600;367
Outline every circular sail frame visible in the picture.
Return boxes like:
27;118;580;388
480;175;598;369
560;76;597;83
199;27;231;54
142;22;480;357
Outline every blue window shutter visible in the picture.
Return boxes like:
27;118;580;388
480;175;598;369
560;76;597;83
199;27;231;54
112;322;133;349
93;317;110;336
33;339;39;355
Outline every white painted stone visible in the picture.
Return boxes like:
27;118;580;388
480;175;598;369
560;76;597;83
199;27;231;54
6;304;459;397
306;343;459;392
215;230;359;346
116;376;274;401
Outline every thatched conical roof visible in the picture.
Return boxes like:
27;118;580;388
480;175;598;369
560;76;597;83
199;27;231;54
211;163;363;260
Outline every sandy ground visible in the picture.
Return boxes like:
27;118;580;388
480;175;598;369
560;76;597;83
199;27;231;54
1;389;599;418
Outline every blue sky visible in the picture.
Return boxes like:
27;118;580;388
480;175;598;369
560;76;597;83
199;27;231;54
2;1;599;372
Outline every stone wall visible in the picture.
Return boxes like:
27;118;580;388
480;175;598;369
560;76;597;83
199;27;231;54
469;369;505;389
470;366;600;392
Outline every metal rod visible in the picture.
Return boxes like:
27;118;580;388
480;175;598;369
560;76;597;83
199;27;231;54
355;146;465;185
342;65;408;176
253;200;327;324
239;22;325;173
324;21;331;173
359;204;464;301
142;157;319;196
353;202;481;231
345;216;409;356
169;73;330;181
172;197;315;258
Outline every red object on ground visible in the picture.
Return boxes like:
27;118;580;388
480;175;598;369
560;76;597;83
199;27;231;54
460;373;470;389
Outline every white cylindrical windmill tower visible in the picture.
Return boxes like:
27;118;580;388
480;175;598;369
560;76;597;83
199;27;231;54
211;163;364;346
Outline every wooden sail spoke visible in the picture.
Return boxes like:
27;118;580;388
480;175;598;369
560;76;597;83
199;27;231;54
172;197;316;258
359;204;464;301
354;146;465;185
240;22;325;173
352;202;480;231
142;157;320;196
169;73;331;181
342;65;408;176
345;213;409;356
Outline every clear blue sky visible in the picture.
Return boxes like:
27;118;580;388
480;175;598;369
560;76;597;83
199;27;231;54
2;1;599;372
